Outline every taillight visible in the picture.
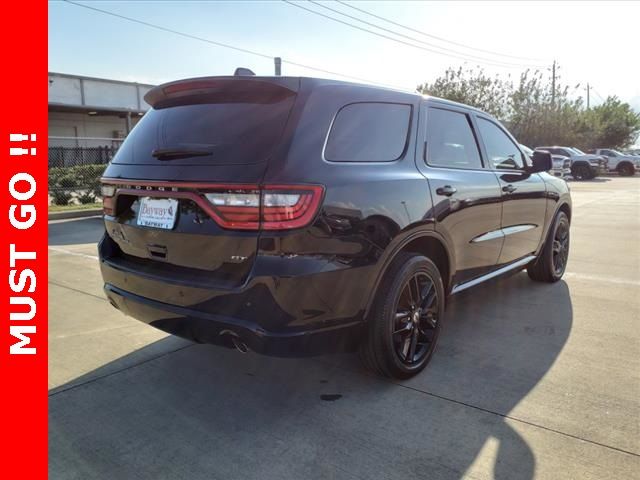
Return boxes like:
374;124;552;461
101;183;116;215
204;185;323;230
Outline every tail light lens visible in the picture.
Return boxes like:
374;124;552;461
100;180;323;231
101;183;116;215
204;185;323;230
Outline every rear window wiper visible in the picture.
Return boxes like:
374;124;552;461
151;148;213;160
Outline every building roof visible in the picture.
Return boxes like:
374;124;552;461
48;72;155;115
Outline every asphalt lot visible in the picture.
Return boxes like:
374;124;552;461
49;176;640;480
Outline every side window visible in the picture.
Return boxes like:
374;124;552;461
556;149;569;157
325;103;411;162
477;118;524;170
426;108;482;169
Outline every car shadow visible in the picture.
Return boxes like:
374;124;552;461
49;273;572;480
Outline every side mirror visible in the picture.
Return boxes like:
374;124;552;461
530;151;553;173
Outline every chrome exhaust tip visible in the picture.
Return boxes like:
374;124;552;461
219;330;249;353
231;336;249;354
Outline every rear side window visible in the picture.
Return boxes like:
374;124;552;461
325;103;411;162
477;118;524;170
426;108;482;169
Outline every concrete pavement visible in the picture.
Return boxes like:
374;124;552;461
48;177;640;479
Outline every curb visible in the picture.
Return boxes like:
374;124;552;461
48;209;103;221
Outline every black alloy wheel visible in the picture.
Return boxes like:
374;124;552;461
527;211;570;283
392;272;439;366
360;253;445;379
551;219;570;277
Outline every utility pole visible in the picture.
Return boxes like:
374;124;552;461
586;82;590;109
274;57;282;76
551;60;556;107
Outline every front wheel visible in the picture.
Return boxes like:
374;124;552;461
618;163;635;176
527;211;570;283
360;253;445;379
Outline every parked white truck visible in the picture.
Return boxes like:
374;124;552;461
534;146;608;180
587;149;640;176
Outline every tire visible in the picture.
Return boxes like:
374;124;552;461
618;163;635;177
571;164;591;180
359;252;445;379
527;211;570;283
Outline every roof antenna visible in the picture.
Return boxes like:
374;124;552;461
234;67;255;76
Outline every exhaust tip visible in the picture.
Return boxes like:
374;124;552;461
219;330;249;354
231;336;249;354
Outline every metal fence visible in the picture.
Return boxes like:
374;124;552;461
48;136;124;168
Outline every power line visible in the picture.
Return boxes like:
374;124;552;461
307;0;543;68
335;0;546;63
283;0;545;69
592;88;606;103
60;0;413;91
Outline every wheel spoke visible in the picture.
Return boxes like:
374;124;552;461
419;281;435;310
407;327;419;362
401;335;411;359
412;276;421;307
421;313;437;329
406;281;416;307
393;322;412;336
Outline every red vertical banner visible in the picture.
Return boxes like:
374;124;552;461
1;0;48;477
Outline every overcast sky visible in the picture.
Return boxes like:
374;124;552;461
49;1;640;110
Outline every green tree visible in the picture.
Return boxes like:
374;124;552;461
417;66;511;120
417;65;640;149
585;97;640;149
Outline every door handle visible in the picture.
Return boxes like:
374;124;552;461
502;184;517;193
436;185;457;197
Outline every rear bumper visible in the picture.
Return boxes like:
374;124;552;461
99;233;369;356
104;284;361;356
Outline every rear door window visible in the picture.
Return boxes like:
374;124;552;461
425;108;482;169
113;95;295;166
324;103;411;162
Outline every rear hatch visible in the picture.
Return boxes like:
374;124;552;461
101;77;301;288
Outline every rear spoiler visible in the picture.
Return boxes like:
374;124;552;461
144;76;299;108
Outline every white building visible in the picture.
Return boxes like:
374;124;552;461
48;72;155;167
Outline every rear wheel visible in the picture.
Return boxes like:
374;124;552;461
618;163;635;176
527;211;570;283
360;253;444;379
571;164;591;180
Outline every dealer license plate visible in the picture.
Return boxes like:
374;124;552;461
137;197;178;230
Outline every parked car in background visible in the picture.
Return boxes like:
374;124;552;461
520;144;570;178
587;148;640;176
534;146;607;180
98;74;572;379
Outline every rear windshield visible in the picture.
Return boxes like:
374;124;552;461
113;96;295;166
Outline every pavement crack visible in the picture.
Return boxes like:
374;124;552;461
390;381;640;459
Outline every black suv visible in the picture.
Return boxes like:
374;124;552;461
99;75;571;379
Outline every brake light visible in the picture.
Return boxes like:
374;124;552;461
163;80;220;95
101;182;116;215
204;185;323;230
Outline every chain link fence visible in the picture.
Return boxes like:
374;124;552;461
48;136;124;168
48;137;120;206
